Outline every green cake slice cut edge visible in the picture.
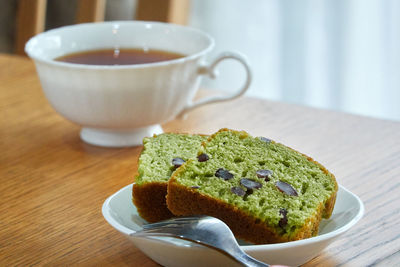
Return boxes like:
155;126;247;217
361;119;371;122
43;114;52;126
166;128;338;244
132;132;207;223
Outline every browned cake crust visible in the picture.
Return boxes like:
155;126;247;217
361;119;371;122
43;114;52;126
132;182;173;223
292;151;338;219
167;176;337;244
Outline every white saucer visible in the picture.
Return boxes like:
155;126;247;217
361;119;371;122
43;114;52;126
102;184;364;266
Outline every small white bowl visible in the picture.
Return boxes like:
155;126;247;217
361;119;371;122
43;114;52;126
102;184;364;266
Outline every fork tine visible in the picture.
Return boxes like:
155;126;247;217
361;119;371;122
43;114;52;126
132;230;181;239
142;216;204;229
135;226;188;237
143;220;185;229
142;224;183;231
168;215;207;222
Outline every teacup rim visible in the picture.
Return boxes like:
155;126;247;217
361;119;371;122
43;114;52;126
25;20;215;69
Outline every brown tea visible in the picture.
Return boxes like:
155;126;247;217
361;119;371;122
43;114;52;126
55;48;185;65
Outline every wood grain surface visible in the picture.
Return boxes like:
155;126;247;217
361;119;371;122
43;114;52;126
1;54;399;266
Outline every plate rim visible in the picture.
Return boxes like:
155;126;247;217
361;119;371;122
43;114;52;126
102;183;364;251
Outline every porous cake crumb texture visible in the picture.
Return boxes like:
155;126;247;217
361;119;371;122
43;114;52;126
133;133;206;222
168;129;337;242
135;133;206;184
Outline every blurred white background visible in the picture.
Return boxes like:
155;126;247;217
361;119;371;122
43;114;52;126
1;0;399;121
189;0;400;121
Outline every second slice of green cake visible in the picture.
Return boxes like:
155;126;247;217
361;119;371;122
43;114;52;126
132;133;206;222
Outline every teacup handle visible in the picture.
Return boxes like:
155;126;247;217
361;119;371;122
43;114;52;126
178;52;252;118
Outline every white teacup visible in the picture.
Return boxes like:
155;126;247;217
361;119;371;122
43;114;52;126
25;21;251;147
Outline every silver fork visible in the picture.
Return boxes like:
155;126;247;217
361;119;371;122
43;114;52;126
130;215;271;267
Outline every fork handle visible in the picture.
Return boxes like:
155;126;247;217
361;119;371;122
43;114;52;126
235;252;270;267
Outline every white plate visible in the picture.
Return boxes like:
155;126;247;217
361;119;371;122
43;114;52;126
102;184;364;266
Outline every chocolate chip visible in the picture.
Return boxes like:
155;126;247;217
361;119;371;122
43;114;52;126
279;208;288;228
172;157;185;168
197;153;209;162
243;188;254;201
240;178;262;189
215;168;234;180
231;186;245;196
275;181;298;196
191;186;200;189
256;169;273;181
259;137;271;143
246;189;253;195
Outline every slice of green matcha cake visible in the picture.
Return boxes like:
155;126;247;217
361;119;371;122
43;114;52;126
132;133;207;222
167;128;338;244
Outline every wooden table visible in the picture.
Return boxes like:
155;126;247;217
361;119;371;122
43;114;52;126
1;53;399;266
